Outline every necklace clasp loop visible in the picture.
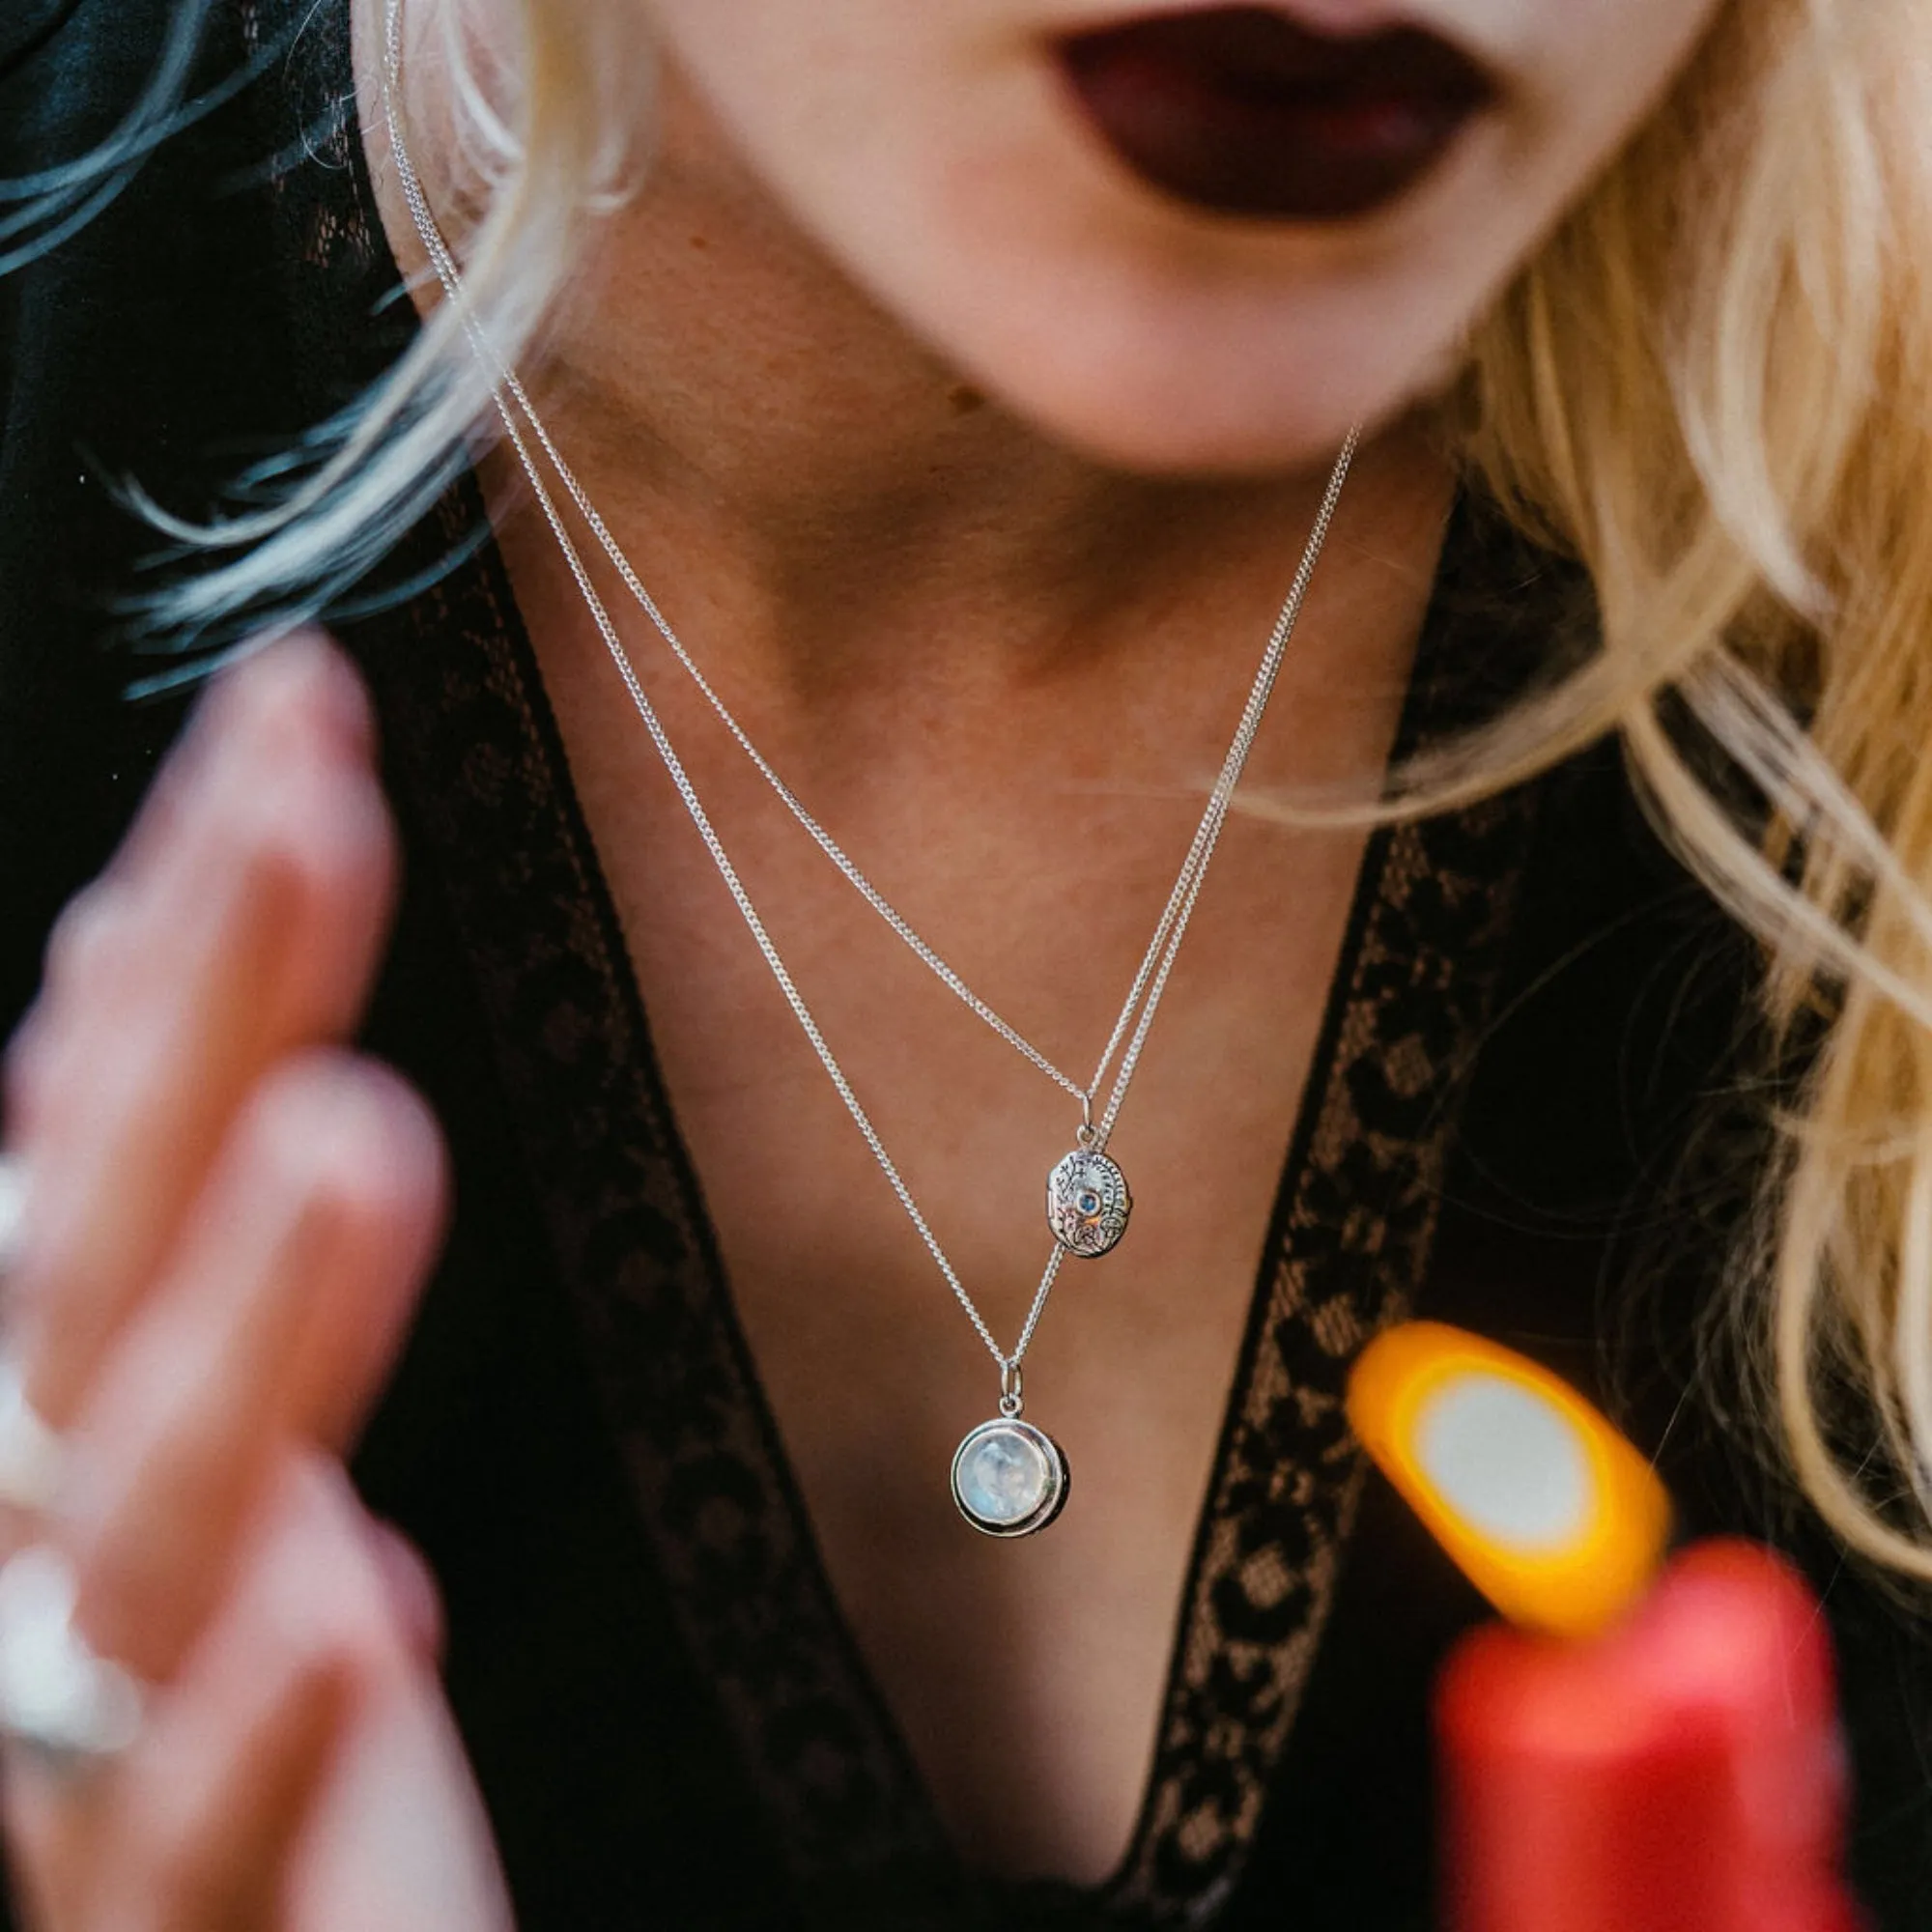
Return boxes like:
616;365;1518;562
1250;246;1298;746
999;1362;1024;1418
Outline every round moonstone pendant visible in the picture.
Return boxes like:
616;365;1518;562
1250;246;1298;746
951;1416;1070;1538
1046;1147;1132;1258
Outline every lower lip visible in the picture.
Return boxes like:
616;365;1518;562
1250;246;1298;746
1056;8;1493;224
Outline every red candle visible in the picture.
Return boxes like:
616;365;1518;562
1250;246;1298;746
1436;1539;1863;1932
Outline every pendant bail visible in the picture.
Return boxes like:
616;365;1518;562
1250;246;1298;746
999;1362;1024;1418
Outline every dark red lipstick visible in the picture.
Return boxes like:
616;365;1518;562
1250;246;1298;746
1057;6;1494;222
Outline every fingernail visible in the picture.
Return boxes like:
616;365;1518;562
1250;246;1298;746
220;633;375;766
364;1519;444;1662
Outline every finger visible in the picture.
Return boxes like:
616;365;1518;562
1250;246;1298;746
8;636;399;1427
127;1461;492;1932
271;1466;513;1932
92;1659;347;1932
6;1458;371;1932
59;1052;445;1685
99;630;377;899
363;1521;445;1666
0;1662;348;1932
6;635;374;1142
2;880;140;1152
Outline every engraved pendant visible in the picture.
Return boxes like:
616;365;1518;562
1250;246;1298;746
952;1415;1070;1538
1046;1147;1132;1258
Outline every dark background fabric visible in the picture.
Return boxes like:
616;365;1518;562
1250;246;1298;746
4;3;1932;1927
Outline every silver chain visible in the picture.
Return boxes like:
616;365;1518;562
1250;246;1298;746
381;3;1354;1375
495;380;1353;1135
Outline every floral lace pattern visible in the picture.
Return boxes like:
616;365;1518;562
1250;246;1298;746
1105;798;1533;1919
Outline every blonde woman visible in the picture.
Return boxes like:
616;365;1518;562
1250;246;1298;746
0;0;1927;1924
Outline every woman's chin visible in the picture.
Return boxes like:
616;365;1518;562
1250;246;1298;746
892;235;1467;477
963;348;1385;477
799;67;1505;475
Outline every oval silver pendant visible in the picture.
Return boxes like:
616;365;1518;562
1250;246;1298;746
1046;1148;1132;1258
951;1417;1070;1538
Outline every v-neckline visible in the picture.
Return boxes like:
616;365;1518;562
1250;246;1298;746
254;3;1542;1917
351;506;1537;1923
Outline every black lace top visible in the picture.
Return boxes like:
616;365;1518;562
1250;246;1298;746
8;5;1932;1929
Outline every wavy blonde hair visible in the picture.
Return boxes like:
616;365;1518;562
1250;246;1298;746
81;0;1932;1574
1457;0;1932;1577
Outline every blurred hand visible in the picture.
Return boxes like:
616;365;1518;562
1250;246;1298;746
0;636;514;1931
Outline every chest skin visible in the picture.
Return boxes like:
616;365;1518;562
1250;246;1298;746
487;482;1440;1880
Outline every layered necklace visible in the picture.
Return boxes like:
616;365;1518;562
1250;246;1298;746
382;5;1357;1536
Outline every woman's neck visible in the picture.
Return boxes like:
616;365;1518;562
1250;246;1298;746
355;16;1456;717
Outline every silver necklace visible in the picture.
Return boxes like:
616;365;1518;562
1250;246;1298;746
383;4;1355;1534
494;419;1352;1265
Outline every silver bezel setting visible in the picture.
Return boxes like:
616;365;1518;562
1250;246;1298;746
951;1417;1070;1539
1046;1148;1133;1259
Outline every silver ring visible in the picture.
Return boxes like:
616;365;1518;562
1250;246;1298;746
0;1161;66;1515
0;1358;65;1516
0;1157;25;1276
0;1545;143;1770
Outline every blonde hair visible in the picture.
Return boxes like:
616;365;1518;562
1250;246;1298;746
67;0;1932;1572
1458;0;1932;1577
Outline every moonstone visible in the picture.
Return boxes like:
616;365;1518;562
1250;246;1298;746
957;1426;1049;1525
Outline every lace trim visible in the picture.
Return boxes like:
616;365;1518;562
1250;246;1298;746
370;505;950;1874
1106;796;1533;1920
